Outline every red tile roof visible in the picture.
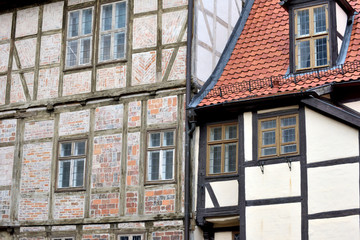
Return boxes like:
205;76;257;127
197;0;360;107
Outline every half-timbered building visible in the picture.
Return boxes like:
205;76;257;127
189;0;360;239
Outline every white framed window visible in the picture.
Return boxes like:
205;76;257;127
99;1;127;62
146;130;175;182
57;140;87;189
118;234;143;240
66;8;93;67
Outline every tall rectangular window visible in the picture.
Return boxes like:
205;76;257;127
57;140;87;190
258;114;299;159
295;5;329;70
207;124;238;175
66;8;93;67
99;1;127;62
146;130;175;182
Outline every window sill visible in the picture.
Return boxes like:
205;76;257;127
55;187;86;193
96;58;127;67
144;179;176;186
205;173;238;180
63;64;92;73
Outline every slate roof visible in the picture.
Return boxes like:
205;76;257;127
191;0;360;108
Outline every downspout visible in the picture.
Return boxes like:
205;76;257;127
185;0;194;239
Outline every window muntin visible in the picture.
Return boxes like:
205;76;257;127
207;124;238;175
99;1;127;62
66;8;93;67
295;5;329;70
57;140;87;189
118;234;143;240
258;115;299;159
146;130;175;182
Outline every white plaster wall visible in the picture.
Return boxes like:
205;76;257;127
246;203;301;240
194;0;242;83
210;180;238;207
309;215;360;240
215;232;233;240
336;3;348;36
245;162;301;200
305;108;359;163
244;112;252;161
308;163;359;214
344;101;360;113
338;37;343;53
193;226;204;240
205;188;215;208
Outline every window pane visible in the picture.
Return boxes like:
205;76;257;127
74;141;86;155
282;128;295;143
68;11;79;37
82;8;92;35
163;150;174;180
298;40;310;69
59;160;71;188
116;2;126;29
315;37;328;66
225;125;237;139
100;34;111;61
67;40;78;67
61;142;72;157
120;237;129;240
73;159;84;187
261;120;276;130
262;130;275;146
114;32;125;59
148;151;160;180
80;38;91;64
149;133;161;147
314;6;326;34
209;145;221;174
102;5;113;31
281;117;296;127
132;236;141;240
210;127;222;141
297;9;309;36
261;147;277;156
281;144;297;154
225;143;236;172
163;131;174;146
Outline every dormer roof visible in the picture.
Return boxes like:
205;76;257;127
190;0;360;108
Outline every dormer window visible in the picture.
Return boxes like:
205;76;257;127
282;0;355;73
295;5;329;70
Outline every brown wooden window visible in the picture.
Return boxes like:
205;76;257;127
258;114;299;159
295;4;329;71
146;130;176;182
207;124;238;175
57;140;87;189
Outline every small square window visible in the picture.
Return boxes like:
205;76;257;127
57;140;87;190
258;114;299;159
207;123;238;175
146;130;176;182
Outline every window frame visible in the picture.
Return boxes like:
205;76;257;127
65;7;94;68
206;123;238;176
258;114;299;160
145;129;177;184
293;4;330;71
98;0;128;63
118;233;144;240
56;139;88;192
